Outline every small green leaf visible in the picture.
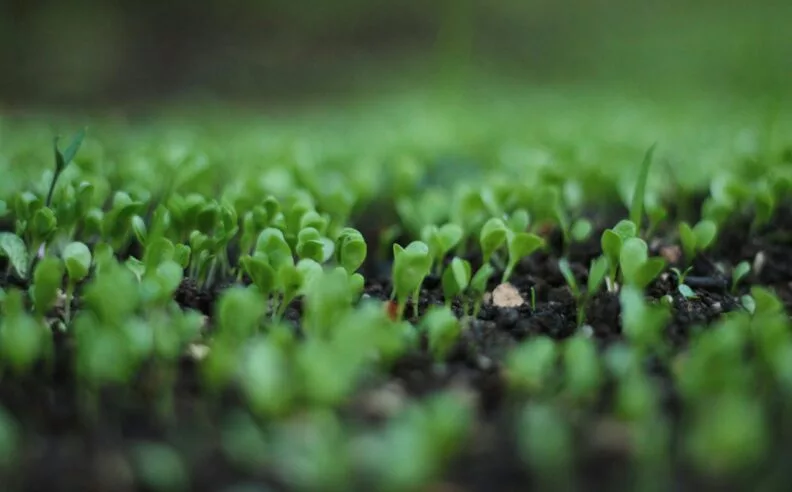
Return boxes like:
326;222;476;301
587;256;609;294
296;227;325;263
503;232;544;282
635;257;666;289
750;286;783;316
30;256;64;316
679;222;696;264
155;260;183;299
336;227;367;273
601;229;622;283
422;306;461;360
241;255;275;296
59;128;87;169
620;237;649;285
442;257;471;302
571;219;593;242
612;220;638;240
143;237;175;271
558;258;579;298
731;261;750;292
470;263;495;294
132;215;148;246
629;143;657;230
693;220;717;251
678;284;697;299
0;232;30;278
62;241;92;283
173;244;191;269
479;217;508;263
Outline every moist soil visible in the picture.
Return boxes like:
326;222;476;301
1;206;792;492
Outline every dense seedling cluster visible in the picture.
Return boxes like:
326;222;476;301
1;94;792;491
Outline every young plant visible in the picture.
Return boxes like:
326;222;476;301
629;143;657;234
48;128;87;208
0;232;29;280
441;257;471;308
502;230;544;283
620;285;671;351
421;306;461;361
422;223;464;275
731;261;751;294
558;255;608;327
562;334;602;403
678;219;717;266
0;288;51;375
517;403;574;490
62;241;92;322
505;336;558;394
619;237;666;290
391;241;432;320
468;262;495;317
479;217;508;267
29;256;64;318
601;219;638;290
335;227;367;274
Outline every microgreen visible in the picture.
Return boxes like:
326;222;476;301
731;261;751;294
391;241;432;320
678;219;717;266
48;128;87;208
479;217;508;267
629;143;657;233
502;231;544;283
335;227;367;274
0;288;50;375
620;285;671;351
0;232;29;279
62;241;92;322
506;336;557;394
30;256;63;318
468;262;495;317
558;255;608;327
421;306;461;361
441;257;471;307
619;237;666;290
562;334;602;402
517;403;574;488
422;223;464;275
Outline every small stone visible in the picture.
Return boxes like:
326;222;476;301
477;355;494;371
492;283;524;308
186;343;210;361
659;245;681;264
753;251;766;276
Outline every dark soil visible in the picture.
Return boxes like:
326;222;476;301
2;205;792;491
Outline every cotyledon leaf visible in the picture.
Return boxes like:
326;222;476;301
0;232;29;279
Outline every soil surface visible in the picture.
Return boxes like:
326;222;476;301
1;205;792;491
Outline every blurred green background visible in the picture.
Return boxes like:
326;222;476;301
0;0;789;110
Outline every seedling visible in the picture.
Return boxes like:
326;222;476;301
502;230;544;283
506;336;557;394
422;223;464;275
629;143;657;234
479;217;508;267
731;261;751;294
62;241;92;322
48;128;87;208
562;334;602;403
601;219;638;290
441;257;471;307
0;232;29;279
678;220;717;266
335;227;367;274
517;403;574;489
468;262;496;317
558;255;608;327
619;237;666;290
620;285;671;351
29;256;64;318
391;241;432;320
421;306;461;361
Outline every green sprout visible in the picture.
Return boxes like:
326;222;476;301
620;285;671;351
335;227;367;274
30;256;64;318
62;241;92;322
0;232;29;279
479;217;508;268
421;306;461;361
391;241;432;320
517;403;574;490
422;223;464;275
731;261;751;294
441;257;471;308
558;255;608;327
48;128;87;208
502;230;544;283
506;336;557;394
601;219;638;290
0;288;50;375
619;237;666;290
562;334;602;403
678;219;717;266
629;143;657;234
468;262;495;317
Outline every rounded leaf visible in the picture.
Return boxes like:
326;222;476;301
63;241;92;282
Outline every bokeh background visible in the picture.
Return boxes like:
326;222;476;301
1;0;789;111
